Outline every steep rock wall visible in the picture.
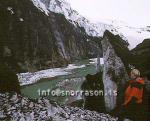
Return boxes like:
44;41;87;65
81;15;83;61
0;0;101;72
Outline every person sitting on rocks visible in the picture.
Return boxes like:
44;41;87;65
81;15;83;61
118;69;145;121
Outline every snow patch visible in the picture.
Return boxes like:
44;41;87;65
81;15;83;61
66;64;85;70
89;58;104;65
31;0;49;15
18;68;69;86
18;64;86;86
19;18;24;22
7;7;14;14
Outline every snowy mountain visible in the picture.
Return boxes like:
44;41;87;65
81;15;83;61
107;20;150;49
31;0;150;49
32;0;117;37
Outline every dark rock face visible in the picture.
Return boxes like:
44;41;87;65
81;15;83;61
81;72;105;113
0;62;20;93
131;39;150;79
101;31;129;111
0;93;117;121
0;0;101;72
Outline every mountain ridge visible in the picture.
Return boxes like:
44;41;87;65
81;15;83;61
32;0;150;49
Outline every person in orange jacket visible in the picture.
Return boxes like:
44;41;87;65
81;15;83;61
118;69;145;121
123;69;144;106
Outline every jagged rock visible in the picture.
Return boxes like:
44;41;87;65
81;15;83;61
0;93;117;121
101;31;129;111
102;31;131;72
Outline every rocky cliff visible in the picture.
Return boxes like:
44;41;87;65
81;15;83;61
35;0;150;50
0;0;101;72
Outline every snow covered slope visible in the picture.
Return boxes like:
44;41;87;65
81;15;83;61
107;20;150;49
32;0;116;37
31;0;150;49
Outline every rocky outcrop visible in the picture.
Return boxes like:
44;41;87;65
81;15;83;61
0;0;101;72
101;31;129;111
0;62;20;93
101;31;150;120
102;31;131;72
0;93;117;121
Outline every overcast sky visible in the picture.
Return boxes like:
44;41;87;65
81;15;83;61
66;0;150;27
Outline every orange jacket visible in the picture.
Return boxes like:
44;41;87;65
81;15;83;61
123;77;144;106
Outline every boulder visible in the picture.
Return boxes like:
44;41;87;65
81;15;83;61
101;31;129;111
81;72;105;112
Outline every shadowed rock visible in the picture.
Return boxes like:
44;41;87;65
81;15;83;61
0;62;20;93
81;72;106;113
131;39;150;79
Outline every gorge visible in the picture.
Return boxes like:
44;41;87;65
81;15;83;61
0;0;150;121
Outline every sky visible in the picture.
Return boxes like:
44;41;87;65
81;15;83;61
66;0;150;27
